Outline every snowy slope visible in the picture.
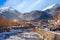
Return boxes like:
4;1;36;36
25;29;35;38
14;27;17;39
0;6;22;21
42;4;60;15
42;4;60;11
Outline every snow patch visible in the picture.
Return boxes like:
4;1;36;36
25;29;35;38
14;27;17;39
42;3;56;11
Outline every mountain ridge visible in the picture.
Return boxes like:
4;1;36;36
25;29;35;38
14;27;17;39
1;4;60;22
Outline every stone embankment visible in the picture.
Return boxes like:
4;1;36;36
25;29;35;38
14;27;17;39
35;27;60;40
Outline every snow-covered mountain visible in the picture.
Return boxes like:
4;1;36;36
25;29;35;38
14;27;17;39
19;3;60;21
0;6;53;22
0;6;22;21
19;10;52;21
42;4;56;11
42;4;60;11
0;6;21;15
42;4;60;15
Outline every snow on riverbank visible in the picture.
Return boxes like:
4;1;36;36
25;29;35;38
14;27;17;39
5;32;40;40
0;30;41;40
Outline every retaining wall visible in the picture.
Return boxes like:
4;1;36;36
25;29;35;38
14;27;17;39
35;27;60;40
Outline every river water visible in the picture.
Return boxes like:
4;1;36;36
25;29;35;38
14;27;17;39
0;29;42;40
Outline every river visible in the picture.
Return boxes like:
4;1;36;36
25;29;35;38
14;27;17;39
0;29;42;40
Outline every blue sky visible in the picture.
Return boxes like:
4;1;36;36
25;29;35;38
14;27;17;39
0;0;60;13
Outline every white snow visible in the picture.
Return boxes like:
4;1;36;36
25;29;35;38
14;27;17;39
42;3;56;11
6;36;25;40
0;30;40;40
0;6;15;13
1;6;9;11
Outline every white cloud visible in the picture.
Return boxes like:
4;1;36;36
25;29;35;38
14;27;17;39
25;0;42;12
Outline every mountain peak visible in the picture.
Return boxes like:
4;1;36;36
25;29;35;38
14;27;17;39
0;6;10;11
0;6;15;13
42;3;60;11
